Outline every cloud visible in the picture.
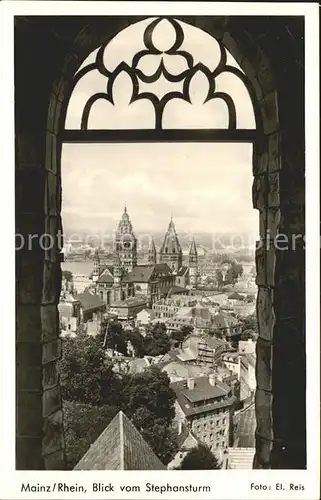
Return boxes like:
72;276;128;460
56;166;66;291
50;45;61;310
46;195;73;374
62;142;258;237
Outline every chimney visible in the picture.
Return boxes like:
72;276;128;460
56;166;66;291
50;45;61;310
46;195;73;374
178;421;183;435
209;373;216;386
187;377;195;390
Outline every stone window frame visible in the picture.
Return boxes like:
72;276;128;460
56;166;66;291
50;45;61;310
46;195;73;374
23;16;300;470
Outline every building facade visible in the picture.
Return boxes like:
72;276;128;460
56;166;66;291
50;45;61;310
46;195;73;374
181;334;227;366
92;207;200;308
171;375;235;456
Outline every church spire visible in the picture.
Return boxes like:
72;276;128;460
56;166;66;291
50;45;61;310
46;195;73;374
148;237;157;265
159;217;182;272
115;205;137;273
189;237;197;256
188;237;198;287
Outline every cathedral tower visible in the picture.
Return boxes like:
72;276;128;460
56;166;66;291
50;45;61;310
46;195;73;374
188;238;198;287
159;218;182;272
148;238;157;265
92;248;100;283
115;206;137;274
112;253;124;302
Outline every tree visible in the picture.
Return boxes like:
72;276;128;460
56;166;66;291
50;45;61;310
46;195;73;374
60;337;178;465
105;320;127;355
241;329;257;341
171;325;193;345
62;270;73;282
58;335;121;407
206;327;224;339
125;327;145;357
143;322;171;356
180;444;221;470
122;367;177;464
123;367;175;425
222;261;244;286
63;400;118;470
140;422;178;465
241;313;258;332
239;313;258;341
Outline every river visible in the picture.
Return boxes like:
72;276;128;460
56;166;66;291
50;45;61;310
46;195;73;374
61;261;93;277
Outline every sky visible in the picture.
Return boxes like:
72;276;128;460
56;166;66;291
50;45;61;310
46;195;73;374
61;17;258;240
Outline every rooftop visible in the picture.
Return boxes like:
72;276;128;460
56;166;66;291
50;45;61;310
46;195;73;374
157;360;215;380
160;285;188;296
110;297;147;308
74;411;166;470
176;348;197;362
123;265;155;283
171;376;234;417
174;376;230;403
97;266;114;284
183;333;226;351
233;402;256;448
176;266;189;277
77;288;106;313
212;313;240;329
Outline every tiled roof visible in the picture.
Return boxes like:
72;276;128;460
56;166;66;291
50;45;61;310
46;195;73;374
97;267;114;284
177;266;189;277
173;376;230;403
78;289;106;313
160;285;188;296
184;333;225;350
171;376;235;416
233;402;256;447
122;266;155;283
212;313;240;329
227;447;255;469
157;350;181;364
74;411;166;470
160;219;182;254
160;361;215;380
153;263;173;276
176;348;197;362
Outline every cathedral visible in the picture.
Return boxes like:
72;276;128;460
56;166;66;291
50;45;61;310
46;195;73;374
92;207;199;307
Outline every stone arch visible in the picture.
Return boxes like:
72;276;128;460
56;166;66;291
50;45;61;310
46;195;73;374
16;16;305;471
